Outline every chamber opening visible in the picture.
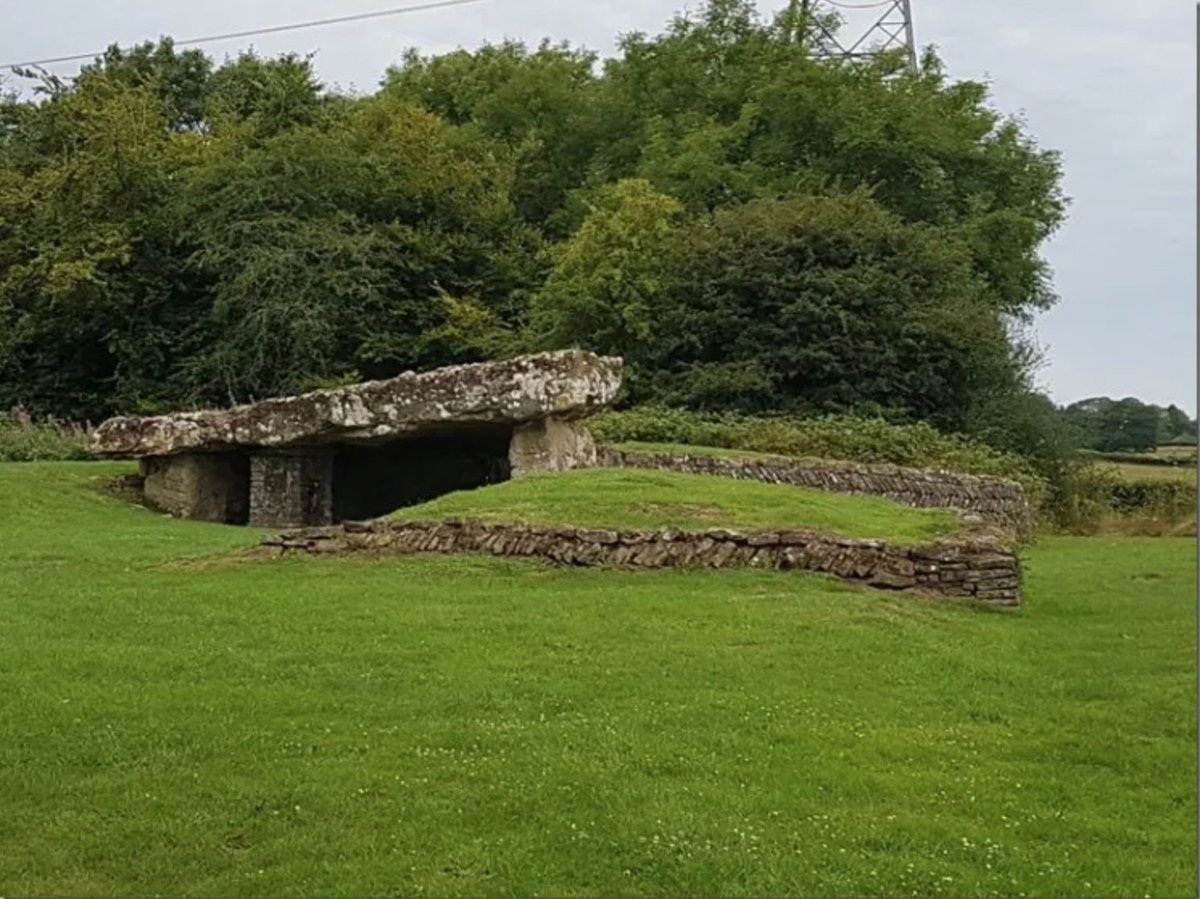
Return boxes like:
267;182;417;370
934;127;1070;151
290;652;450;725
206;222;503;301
331;425;513;522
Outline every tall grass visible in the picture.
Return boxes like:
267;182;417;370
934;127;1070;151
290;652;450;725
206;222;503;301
0;409;94;462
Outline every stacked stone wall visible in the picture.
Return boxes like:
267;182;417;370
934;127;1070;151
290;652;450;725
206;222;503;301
140;453;248;523
249;450;333;528
261;519;1021;606
595;447;1034;540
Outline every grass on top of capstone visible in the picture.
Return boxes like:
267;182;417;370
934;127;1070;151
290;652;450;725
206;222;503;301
390;467;962;544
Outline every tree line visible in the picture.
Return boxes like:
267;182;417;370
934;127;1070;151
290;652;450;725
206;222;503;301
1061;398;1197;453
1;1;1074;461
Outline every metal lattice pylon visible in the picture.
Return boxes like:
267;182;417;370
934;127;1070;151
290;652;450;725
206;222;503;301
798;0;917;71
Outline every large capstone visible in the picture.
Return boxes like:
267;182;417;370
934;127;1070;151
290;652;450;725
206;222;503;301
93;351;622;457
94;351;623;527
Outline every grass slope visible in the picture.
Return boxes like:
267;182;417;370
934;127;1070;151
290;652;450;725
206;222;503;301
391;468;961;543
0;463;1195;897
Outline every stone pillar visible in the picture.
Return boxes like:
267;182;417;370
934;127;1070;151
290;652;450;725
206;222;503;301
140;452;249;524
508;417;597;478
249;448;334;528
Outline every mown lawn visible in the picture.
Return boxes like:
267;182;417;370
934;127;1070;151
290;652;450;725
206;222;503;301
391;467;962;543
1;463;1195;897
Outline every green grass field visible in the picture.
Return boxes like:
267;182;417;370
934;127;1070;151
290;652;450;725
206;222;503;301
1;462;1196;897
1152;445;1199;460
391;468;961;543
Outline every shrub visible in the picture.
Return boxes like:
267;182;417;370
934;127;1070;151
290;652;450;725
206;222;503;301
1107;480;1197;520
989;458;1195;535
1080;449;1198;468
0;412;94;462
591;406;1047;508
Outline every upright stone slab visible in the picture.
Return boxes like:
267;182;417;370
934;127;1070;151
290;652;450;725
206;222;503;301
249;450;334;528
140;453;249;524
509;417;598;477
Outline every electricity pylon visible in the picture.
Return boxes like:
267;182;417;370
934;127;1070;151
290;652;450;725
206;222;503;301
797;0;918;71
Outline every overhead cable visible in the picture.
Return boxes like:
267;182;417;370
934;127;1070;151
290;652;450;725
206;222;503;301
0;0;486;70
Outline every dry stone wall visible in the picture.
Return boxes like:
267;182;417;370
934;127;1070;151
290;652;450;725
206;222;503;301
261;519;1022;606
249;449;334;528
595;447;1034;540
139;453;248;524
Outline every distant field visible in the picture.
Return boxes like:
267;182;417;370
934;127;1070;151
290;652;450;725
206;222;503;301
1151;445;1198;460
1099;461;1197;483
1;462;1195;898
1078;442;1196;486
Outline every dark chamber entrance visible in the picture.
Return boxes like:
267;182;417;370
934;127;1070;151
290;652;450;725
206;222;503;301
331;425;512;522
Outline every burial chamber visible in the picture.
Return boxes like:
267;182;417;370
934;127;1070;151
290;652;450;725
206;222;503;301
92;351;623;528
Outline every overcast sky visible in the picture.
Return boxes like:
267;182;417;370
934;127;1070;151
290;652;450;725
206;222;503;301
3;1;1195;412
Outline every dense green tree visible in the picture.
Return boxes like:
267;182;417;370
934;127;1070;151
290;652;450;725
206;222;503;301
0;73;189;418
383;41;606;231
1098;399;1161;453
536;185;1022;427
529;179;682;367
0;53;535;418
0;1;1071;450
596;0;1066;318
658;192;1024;427
179;94;533;403
68;39;214;131
1159;404;1198;445
205;53;325;134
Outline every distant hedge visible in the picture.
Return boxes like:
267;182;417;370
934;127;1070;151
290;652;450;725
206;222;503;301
590;407;1047;508
1080;449;1197;468
1105;481;1197;520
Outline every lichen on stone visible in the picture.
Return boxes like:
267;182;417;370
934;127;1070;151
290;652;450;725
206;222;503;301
93;351;623;457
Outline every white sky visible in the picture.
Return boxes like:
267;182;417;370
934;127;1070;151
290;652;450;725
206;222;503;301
2;0;1196;413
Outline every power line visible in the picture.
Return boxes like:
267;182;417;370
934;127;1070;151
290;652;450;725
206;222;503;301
0;0;487;70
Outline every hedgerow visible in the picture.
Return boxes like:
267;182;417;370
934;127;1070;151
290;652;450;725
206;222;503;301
591;407;1047;508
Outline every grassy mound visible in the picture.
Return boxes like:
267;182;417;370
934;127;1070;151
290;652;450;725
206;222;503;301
390;468;962;543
